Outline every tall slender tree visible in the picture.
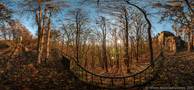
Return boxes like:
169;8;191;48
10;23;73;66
112;28;119;68
98;16;108;72
69;8;88;62
16;0;67;64
45;11;51;61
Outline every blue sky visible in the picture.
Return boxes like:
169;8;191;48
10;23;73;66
3;0;173;36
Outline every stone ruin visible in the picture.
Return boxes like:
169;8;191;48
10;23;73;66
156;31;186;53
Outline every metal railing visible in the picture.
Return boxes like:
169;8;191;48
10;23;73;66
64;52;163;88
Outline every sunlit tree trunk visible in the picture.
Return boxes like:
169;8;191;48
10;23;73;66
39;19;45;63
37;5;46;64
36;6;43;64
46;15;51;60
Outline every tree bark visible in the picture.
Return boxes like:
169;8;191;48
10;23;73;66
187;28;193;52
184;0;193;52
100;16;108;72
122;7;130;73
75;12;80;63
113;29;119;68
46;16;51;60
136;33;139;62
37;6;43;64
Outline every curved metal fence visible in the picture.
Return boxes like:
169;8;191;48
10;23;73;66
63;51;163;88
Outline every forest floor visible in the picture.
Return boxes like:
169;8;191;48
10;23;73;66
149;51;194;88
0;45;100;90
0;42;194;90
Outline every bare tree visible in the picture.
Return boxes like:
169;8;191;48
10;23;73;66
153;0;194;52
70;8;89;62
15;0;67;64
0;3;12;24
111;28;120;68
97;16;108;72
45;12;51;61
119;6;131;73
0;24;7;40
0;3;12;40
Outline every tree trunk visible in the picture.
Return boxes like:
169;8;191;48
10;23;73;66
185;0;193;52
37;6;46;64
91;43;95;69
136;39;139;62
136;27;140;62
125;1;154;66
123;7;130;73
2;29;7;40
101;17;108;72
97;45;104;68
3;32;7;40
130;38;133;64
113;29;119;68
75;14;80;63
39;22;45;63
46;17;51;60
102;37;108;72
36;7;43;64
187;29;193;52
